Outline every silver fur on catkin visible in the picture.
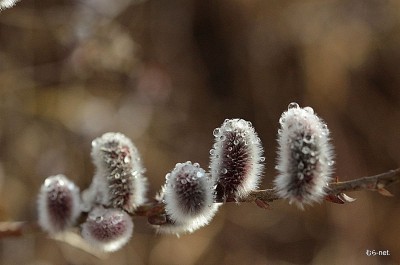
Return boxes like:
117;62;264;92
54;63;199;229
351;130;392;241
274;103;334;209
82;132;147;212
210;119;264;200
159;162;219;235
37;175;81;234
81;206;133;252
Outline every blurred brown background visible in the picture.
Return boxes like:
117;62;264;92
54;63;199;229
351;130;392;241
1;0;400;264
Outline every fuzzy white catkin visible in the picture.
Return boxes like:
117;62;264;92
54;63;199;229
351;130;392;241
37;175;81;234
82;132;147;212
81;206;133;252
151;186;192;236
274;103;334;209
210;118;264;199
0;0;20;10
161;161;219;235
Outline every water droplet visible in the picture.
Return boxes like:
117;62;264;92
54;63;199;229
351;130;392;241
213;128;220;137
303;134;313;144
321;124;329;135
328;161;335;166
165;173;170;180
233;139;239;145
297;173;304;180
228;147;233;152
44;180;53;189
56;178;65;186
309;157;316;164
209;149;215;155
91;140;98;147
95;216;103;223
219;135;226;141
193;162;200;168
288;102;299;110
304;106;314;114
278;129;283;135
238;119;246;128
221;168;228;174
279;117;286;124
260;157;266;162
114;173;120;179
302;146;310;154
49;192;57;200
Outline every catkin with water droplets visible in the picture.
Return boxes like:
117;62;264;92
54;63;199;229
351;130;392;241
274;103;335;209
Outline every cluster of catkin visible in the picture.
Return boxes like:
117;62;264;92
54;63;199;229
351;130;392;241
37;103;335;252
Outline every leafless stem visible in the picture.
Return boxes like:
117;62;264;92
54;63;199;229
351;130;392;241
141;168;400;217
1;168;399;238
328;168;400;194
0;221;41;238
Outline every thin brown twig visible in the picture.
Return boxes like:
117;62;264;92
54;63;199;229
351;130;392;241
243;168;400;204
0;221;41;238
1;168;399;238
141;168;400;217
328;168;400;194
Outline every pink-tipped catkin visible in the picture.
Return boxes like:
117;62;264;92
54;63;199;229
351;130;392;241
81;206;133;252
83;132;147;212
161;162;219;235
274;103;334;209
37;175;81;234
210;119;264;200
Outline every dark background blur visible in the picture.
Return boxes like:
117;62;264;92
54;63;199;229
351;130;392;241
1;0;400;264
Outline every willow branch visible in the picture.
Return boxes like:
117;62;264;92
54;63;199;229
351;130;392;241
1;168;399;238
243;168;400;204
328;168;400;194
0;221;41;238
138;168;400;219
